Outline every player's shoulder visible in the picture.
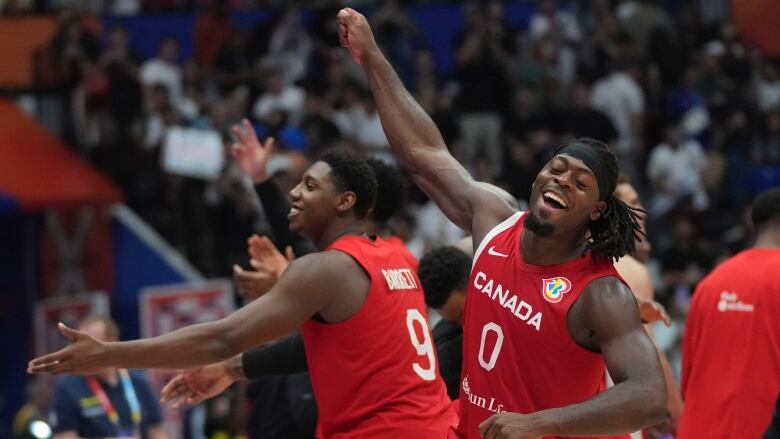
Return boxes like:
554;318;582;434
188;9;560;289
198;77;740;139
472;182;519;218
581;276;636;310
293;250;361;275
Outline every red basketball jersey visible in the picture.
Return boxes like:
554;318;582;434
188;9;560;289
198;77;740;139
451;212;624;439
679;248;780;439
301;235;457;439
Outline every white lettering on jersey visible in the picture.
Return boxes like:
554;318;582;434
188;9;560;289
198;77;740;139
717;291;754;313
382;268;419;291
462;375;506;414
473;271;542;331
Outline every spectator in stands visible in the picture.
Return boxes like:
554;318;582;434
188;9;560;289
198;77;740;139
590;60;645;182
194;1;232;70
371;0;419;86
252;65;305;127
553;82;618;143
453;1;508;177
528;0;582;87
140;37;197;120
646;121;709;216
266;9;312;85
755;60;780;113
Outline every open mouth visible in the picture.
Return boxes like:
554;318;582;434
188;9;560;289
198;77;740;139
542;191;568;209
288;206;302;219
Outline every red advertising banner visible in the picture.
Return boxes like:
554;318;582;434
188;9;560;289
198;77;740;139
138;280;235;438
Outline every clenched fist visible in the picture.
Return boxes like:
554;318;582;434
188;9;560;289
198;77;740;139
337;8;379;65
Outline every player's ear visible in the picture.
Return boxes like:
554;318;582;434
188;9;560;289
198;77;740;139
590;201;606;221
336;191;357;214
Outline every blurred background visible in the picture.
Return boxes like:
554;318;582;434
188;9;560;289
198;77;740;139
0;0;778;438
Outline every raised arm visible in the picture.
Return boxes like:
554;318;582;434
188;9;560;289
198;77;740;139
337;8;515;237
479;279;666;438
28;251;360;375
231;118;316;256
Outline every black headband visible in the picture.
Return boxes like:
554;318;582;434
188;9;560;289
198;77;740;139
554;142;613;201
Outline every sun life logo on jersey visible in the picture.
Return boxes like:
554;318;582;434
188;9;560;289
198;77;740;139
461;375;506;414
542;277;572;303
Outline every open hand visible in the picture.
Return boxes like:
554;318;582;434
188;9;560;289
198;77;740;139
638;298;672;326
479;412;542;439
248;235;294;277
27;323;109;376
230;119;275;184
337;8;378;65
233;235;294;300
160;362;237;409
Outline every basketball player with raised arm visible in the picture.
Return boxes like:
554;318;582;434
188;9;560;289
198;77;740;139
29;144;457;438
335;8;665;439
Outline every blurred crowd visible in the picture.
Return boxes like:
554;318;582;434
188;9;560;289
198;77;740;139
8;0;780;415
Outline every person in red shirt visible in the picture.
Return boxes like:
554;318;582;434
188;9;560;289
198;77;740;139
336;8;665;439
679;188;780;439
28;132;457;438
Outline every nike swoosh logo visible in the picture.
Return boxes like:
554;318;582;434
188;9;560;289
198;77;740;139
488;246;509;258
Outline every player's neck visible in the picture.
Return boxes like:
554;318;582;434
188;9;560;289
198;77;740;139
754;228;780;249
364;219;388;237
520;228;588;265
313;219;365;250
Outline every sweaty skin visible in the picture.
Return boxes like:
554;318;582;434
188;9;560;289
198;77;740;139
336;7;664;438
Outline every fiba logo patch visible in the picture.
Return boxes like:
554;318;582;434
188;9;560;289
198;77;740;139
542;277;572;303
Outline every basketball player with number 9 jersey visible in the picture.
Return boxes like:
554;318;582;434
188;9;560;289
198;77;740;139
303;234;457;438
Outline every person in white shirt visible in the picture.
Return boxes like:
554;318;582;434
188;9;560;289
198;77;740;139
140;37;198;119
591;63;645;181
251;66;306;127
528;0;582;86
646;121;709;216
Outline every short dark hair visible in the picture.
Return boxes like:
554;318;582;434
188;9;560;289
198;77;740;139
319;149;377;219
366;158;407;223
751;187;780;230
418;246;472;309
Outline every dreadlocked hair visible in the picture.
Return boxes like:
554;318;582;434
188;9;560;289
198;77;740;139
572;138;646;262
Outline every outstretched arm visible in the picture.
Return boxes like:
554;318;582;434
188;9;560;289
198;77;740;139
337;8;515;238
28;252;355;374
159;332;308;409
479;279;666;438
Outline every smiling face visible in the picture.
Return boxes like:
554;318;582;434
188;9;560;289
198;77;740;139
288;161;355;238
527;154;605;237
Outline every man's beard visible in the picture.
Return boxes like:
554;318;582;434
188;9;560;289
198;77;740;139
525;210;555;237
